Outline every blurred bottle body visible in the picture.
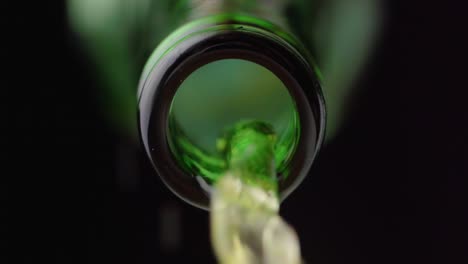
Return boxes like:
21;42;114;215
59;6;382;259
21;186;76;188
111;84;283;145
68;0;381;141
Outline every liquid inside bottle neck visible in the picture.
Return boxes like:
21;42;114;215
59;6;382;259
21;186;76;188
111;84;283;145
221;121;278;193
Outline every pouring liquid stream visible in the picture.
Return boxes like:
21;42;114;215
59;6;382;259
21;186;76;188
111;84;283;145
209;121;302;264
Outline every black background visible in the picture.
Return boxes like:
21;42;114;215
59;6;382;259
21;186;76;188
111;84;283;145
4;1;467;263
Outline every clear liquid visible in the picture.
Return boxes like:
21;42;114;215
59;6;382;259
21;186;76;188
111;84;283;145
168;59;300;183
209;121;302;264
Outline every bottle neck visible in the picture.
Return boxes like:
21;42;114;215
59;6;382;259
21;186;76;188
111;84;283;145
138;14;326;209
187;0;288;28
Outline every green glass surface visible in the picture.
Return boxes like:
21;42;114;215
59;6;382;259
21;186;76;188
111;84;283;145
68;0;380;140
168;59;299;185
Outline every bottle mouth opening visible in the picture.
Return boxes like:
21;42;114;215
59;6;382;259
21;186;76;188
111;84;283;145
167;57;300;184
138;22;325;210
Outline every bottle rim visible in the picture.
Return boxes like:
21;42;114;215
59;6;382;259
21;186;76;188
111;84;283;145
138;16;326;210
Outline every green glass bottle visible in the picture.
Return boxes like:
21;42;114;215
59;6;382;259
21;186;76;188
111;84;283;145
68;0;381;209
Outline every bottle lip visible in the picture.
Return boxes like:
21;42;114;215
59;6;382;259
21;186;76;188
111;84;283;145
138;14;322;102
138;19;326;210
